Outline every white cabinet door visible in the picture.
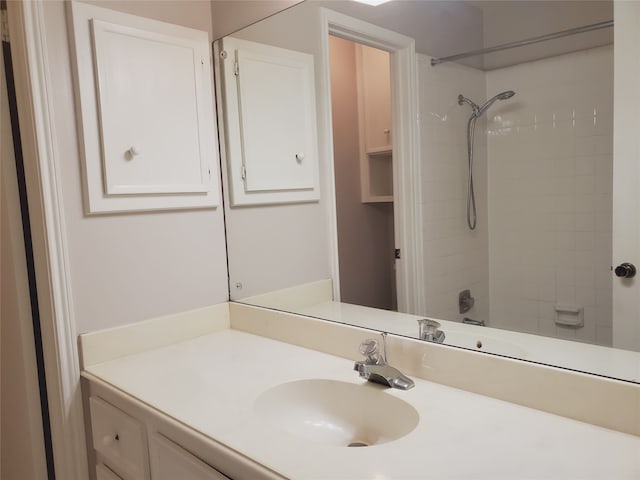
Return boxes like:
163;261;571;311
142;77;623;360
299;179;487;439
612;1;640;351
149;434;231;480
219;36;320;206
70;2;220;213
91;20;210;196
89;397;149;480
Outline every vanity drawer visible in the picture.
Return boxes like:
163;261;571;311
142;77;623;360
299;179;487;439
149;433;231;480
96;464;124;480
89;397;149;480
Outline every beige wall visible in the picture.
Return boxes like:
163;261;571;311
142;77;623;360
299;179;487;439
42;1;229;333
330;36;395;310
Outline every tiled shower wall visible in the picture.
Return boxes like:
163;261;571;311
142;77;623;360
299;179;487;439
418;54;490;323
418;46;613;346
486;46;613;345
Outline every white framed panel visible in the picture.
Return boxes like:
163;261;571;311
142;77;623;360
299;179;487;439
236;49;317;192
69;2;220;213
91;20;210;195
219;36;320;206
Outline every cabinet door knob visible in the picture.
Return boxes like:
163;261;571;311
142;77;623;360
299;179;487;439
126;146;141;160
614;263;636;278
295;152;305;162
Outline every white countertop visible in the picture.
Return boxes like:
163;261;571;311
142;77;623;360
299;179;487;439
84;329;640;479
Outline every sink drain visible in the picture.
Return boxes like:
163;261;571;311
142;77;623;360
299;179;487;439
347;441;369;447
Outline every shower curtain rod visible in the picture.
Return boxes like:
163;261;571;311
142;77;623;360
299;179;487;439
430;20;613;66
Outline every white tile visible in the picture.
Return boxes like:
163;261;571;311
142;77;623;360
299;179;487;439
575;175;596;195
469;46;609;344
574;213;595;232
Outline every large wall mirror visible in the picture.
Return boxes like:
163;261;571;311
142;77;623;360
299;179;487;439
215;0;640;384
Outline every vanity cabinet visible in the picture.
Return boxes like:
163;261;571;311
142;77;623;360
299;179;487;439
84;379;282;480
89;397;150;480
88;394;232;480
96;464;125;480
149;434;230;480
355;44;393;203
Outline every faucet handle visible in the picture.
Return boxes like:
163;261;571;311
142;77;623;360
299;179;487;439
359;339;381;363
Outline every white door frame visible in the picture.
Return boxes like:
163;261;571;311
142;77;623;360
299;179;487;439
612;1;640;351
6;2;89;479
318;8;424;315
1;21;48;478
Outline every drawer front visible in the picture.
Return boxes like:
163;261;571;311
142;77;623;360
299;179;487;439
89;397;149;480
149;433;231;480
96;464;124;480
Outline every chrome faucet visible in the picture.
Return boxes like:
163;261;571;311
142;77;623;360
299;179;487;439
354;333;414;390
417;319;446;343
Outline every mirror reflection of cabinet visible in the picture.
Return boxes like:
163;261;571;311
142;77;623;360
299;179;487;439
355;44;393;203
218;37;320;206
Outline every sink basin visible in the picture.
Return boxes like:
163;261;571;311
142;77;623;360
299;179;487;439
254;379;419;447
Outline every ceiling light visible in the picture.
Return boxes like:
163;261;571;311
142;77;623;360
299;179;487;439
351;0;393;6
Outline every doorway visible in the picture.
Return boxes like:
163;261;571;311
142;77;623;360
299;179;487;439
328;36;396;311
321;10;422;315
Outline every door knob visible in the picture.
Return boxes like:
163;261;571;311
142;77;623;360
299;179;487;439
614;263;636;278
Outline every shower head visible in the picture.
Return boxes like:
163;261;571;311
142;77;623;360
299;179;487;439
477;90;515;117
458;90;515;118
498;90;515;100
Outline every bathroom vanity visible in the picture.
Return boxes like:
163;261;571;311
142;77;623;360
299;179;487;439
80;303;640;480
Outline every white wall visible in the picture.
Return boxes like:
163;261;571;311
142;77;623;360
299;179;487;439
42;1;229;333
486;46;613;345
417;54;490;323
